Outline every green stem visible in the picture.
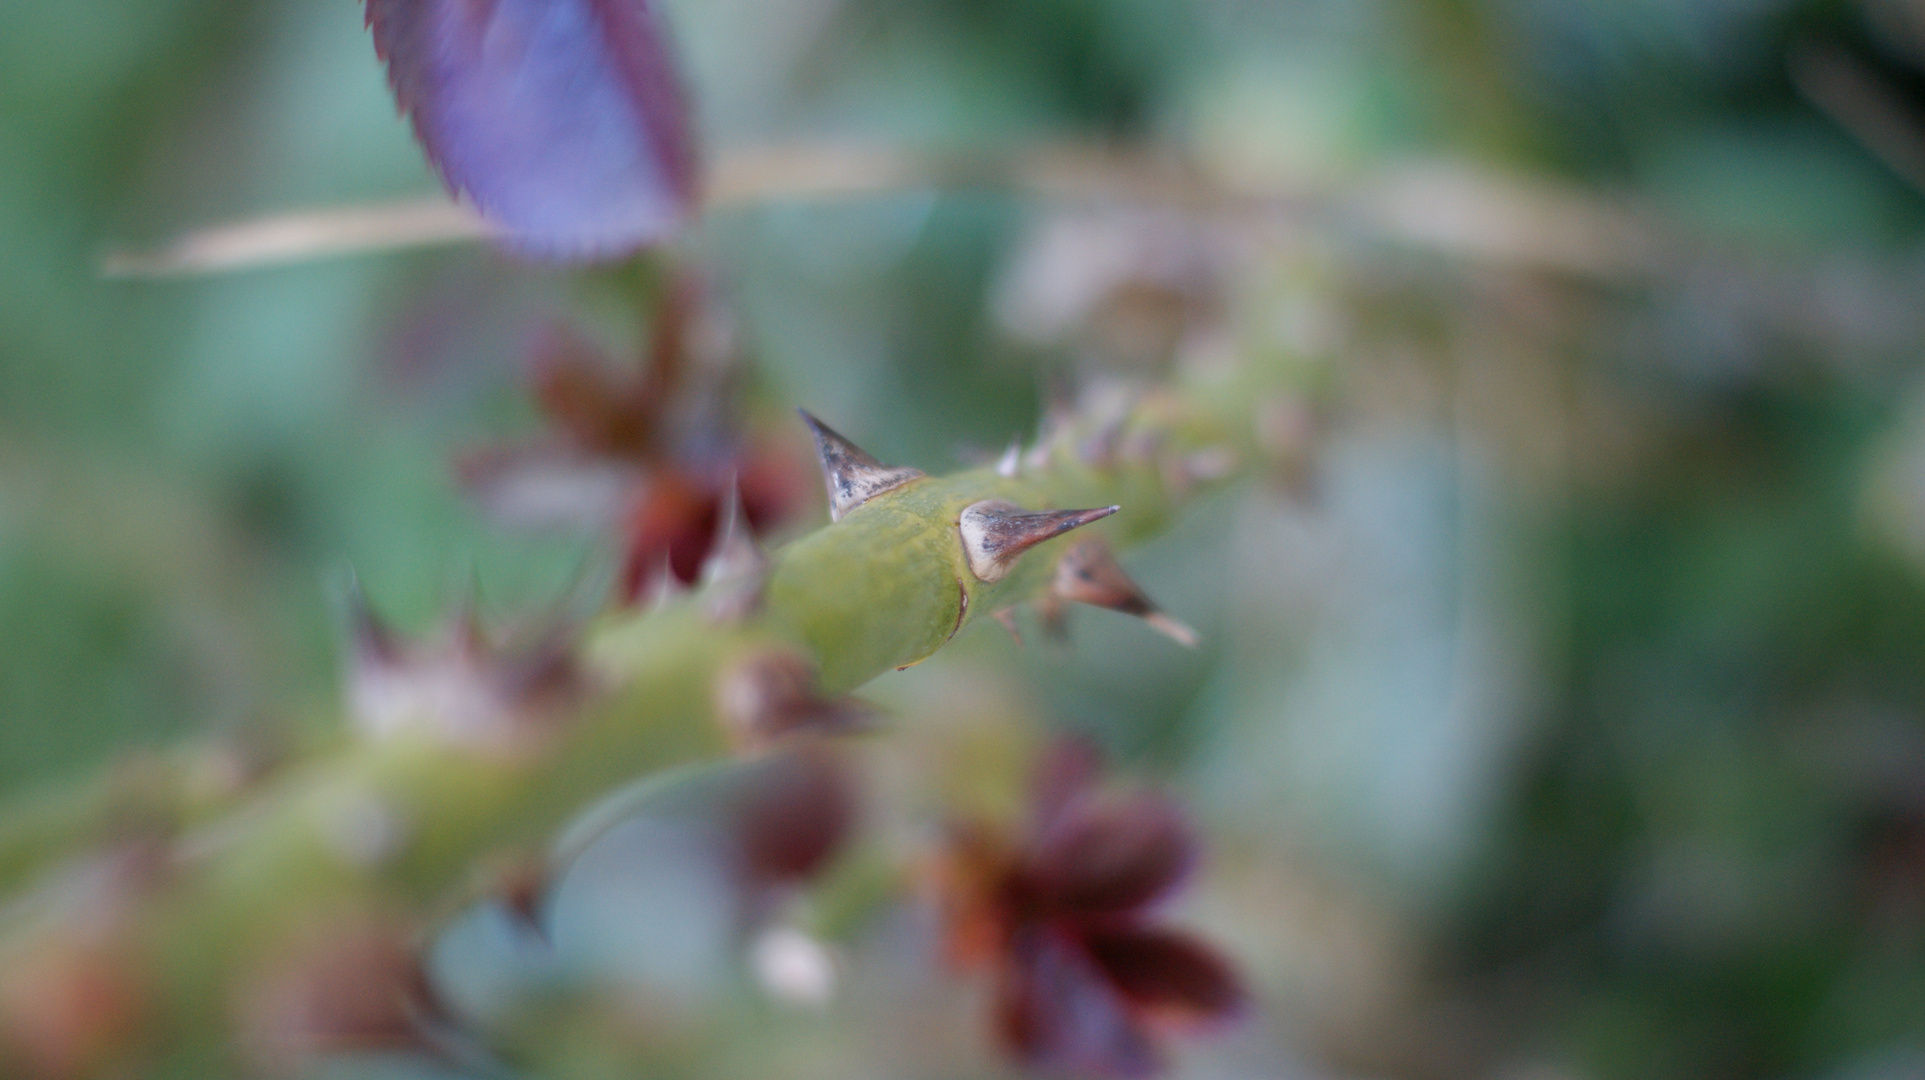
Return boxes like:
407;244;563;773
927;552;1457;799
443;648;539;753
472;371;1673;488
2;379;1263;1072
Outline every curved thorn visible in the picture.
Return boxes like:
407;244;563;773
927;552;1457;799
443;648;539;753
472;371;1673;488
1054;537;1199;647
957;500;1118;583
798;409;925;521
991;607;1024;646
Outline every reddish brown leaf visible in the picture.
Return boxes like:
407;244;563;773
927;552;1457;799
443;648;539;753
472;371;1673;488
1026;795;1194;916
1029;735;1104;836
997;926;1160;1079
1084;928;1245;1023
529;324;655;457
730;748;854;884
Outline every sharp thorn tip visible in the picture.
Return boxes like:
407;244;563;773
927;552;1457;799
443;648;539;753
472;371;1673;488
799;410;924;521
958;501;1119;583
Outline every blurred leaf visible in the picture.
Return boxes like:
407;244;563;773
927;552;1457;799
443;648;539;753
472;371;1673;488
366;0;698;257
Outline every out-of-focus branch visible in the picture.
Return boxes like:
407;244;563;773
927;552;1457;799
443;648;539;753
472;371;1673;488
101;144;1670;279
0;371;1270;1074
99;198;492;278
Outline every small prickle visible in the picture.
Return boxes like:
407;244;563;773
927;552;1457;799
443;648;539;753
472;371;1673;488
958;501;1118;584
995;440;1022;478
346;572;401;667
702;481;769;621
991;607;1024;645
491;852;555;940
799;410;925;521
640;554;687;611
344;590;582;753
1054;537;1199;647
701;481;765;586
714;651;874;749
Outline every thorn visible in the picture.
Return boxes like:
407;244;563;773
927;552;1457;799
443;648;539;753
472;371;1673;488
996;440;1022;478
448;578;488;658
346;572;400;666
494;854;553;942
1141;612;1202;649
1162;444;1239;500
1053;537;1199;647
798;410;925;522
702;479;768;622
701;478;765;587
957;500;1118;584
641;554;686;611
1184;445;1239;482
1025;390;1075;471
715;651;876;749
991;607;1024;645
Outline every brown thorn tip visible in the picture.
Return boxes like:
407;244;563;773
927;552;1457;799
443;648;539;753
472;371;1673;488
1054;537;1200;648
958;500;1119;583
798;409;925;522
1145;612;1202;648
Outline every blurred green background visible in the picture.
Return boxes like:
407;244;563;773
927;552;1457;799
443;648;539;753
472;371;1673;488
6;0;1925;1077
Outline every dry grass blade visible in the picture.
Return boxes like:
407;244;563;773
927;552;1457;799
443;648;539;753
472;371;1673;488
102;144;1675;279
100;197;492;278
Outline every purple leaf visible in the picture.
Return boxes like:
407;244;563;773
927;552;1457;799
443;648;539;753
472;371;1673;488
367;0;698;259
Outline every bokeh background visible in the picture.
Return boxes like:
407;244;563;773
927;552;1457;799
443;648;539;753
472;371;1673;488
5;0;1925;1077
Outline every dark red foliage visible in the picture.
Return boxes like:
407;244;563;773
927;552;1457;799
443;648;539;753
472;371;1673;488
729;747;855;885
616;445;808;593
455;283;813;598
942;740;1244;1078
1024;793;1194;916
366;0;697;258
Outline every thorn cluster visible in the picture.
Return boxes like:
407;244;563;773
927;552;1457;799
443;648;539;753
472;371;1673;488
347;584;579;753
